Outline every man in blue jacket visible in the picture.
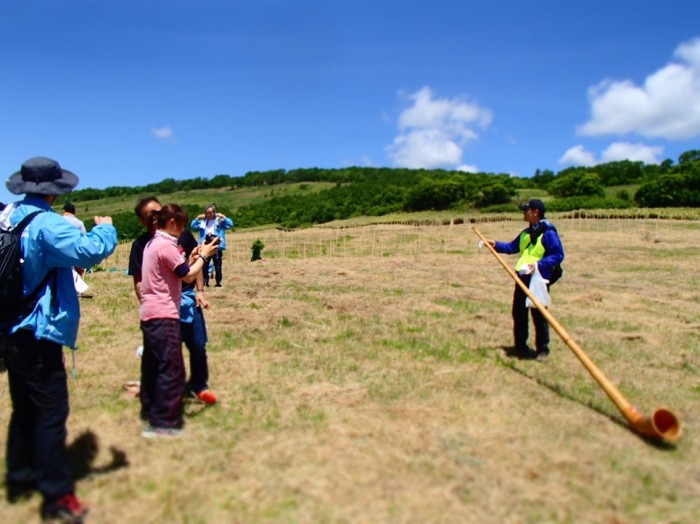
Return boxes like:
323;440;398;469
487;199;564;361
0;157;117;523
190;205;234;287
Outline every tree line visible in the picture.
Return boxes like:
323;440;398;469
58;149;700;239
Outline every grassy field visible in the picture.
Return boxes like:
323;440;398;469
1;217;699;523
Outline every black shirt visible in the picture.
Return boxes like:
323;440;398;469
128;229;199;292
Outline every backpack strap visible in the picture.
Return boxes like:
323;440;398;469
27;267;57;305
14;210;57;307
11;210;44;235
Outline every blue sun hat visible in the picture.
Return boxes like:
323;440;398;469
7;156;79;195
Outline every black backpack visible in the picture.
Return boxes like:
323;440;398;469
0;210;54;333
549;263;563;285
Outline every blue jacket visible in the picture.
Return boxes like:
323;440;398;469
494;220;564;281
0;196;118;348
190;216;234;250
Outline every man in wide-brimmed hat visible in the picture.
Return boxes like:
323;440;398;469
1;156;118;523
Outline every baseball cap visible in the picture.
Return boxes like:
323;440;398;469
518;199;545;215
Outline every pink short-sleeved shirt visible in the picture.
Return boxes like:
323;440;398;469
140;230;187;321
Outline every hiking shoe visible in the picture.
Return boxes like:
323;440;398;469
535;350;550;362
7;481;36;503
41;493;88;523
194;389;218;405
506;346;533;359
141;424;184;439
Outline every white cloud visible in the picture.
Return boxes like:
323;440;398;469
601;142;664;164
151;125;174;140
559;145;597;166
559;142;664;167
387;87;492;169
398;86;492;133
578;37;700;139
388;129;463;168
457;164;479;173
341;155;375;167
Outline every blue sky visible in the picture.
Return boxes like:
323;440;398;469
2;0;700;205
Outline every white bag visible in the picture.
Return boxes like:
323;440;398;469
526;265;551;308
72;268;89;295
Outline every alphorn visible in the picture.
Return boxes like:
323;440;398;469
472;226;681;443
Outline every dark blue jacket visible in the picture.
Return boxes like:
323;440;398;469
494;220;564;281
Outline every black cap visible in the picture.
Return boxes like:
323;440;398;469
518;199;545;216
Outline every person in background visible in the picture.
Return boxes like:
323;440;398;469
190;204;233;287
61;203;86;233
1;156;117;523
486;199;564;362
128;197;219;407
177;228;218;405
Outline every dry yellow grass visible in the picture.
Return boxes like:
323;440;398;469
1;217;699;523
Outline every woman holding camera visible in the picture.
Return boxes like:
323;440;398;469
190;205;234;287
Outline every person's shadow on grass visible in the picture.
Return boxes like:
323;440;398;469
68;429;129;481
495;349;678;450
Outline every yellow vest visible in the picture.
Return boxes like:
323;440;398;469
515;230;545;271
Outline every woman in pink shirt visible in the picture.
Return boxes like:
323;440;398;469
139;204;220;438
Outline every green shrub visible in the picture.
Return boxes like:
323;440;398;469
546;196;634;212
548;171;605;198
476;182;516;208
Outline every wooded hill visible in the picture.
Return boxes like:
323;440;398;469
56;149;700;240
